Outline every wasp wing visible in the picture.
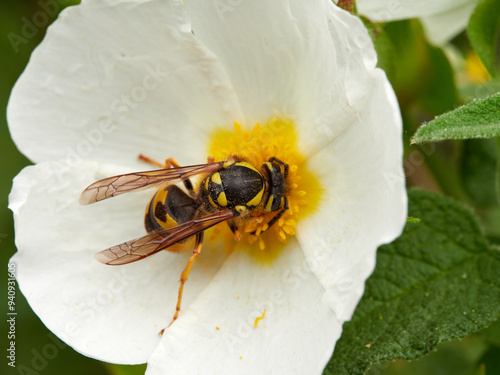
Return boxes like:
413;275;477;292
80;162;224;205
94;209;236;265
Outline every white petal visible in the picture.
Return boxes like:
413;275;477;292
146;240;340;375
296;71;407;321
357;0;472;22
420;2;477;45
183;0;376;155
10;161;230;363
8;0;242;166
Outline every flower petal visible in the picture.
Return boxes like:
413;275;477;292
296;71;407;321
420;2;477;45
183;0;376;156
146;240;340;375
357;0;472;22
8;0;242;166
10;161;230;363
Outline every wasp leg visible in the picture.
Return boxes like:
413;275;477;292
161;157;195;194
268;157;289;177
139;154;195;195
165;157;181;168
251;197;289;235
227;221;242;241
138;154;183;169
160;232;204;335
138;154;168;169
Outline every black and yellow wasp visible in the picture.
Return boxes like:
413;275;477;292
80;154;289;330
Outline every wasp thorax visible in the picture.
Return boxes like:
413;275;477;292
203;161;265;212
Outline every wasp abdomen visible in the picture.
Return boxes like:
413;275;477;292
145;185;198;233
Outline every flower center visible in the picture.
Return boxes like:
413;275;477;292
207;116;322;256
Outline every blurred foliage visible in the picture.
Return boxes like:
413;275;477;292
467;0;500;77
106;363;147;375
461;138;500;209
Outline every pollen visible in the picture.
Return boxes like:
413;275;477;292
208;116;322;256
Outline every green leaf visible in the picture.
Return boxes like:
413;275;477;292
467;0;500;77
412;93;500;143
324;189;500;375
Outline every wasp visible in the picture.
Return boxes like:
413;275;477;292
80;154;289;331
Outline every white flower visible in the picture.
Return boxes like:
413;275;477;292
8;0;407;374
357;0;478;45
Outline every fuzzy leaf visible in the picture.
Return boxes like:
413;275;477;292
412;93;500;143
324;189;500;375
